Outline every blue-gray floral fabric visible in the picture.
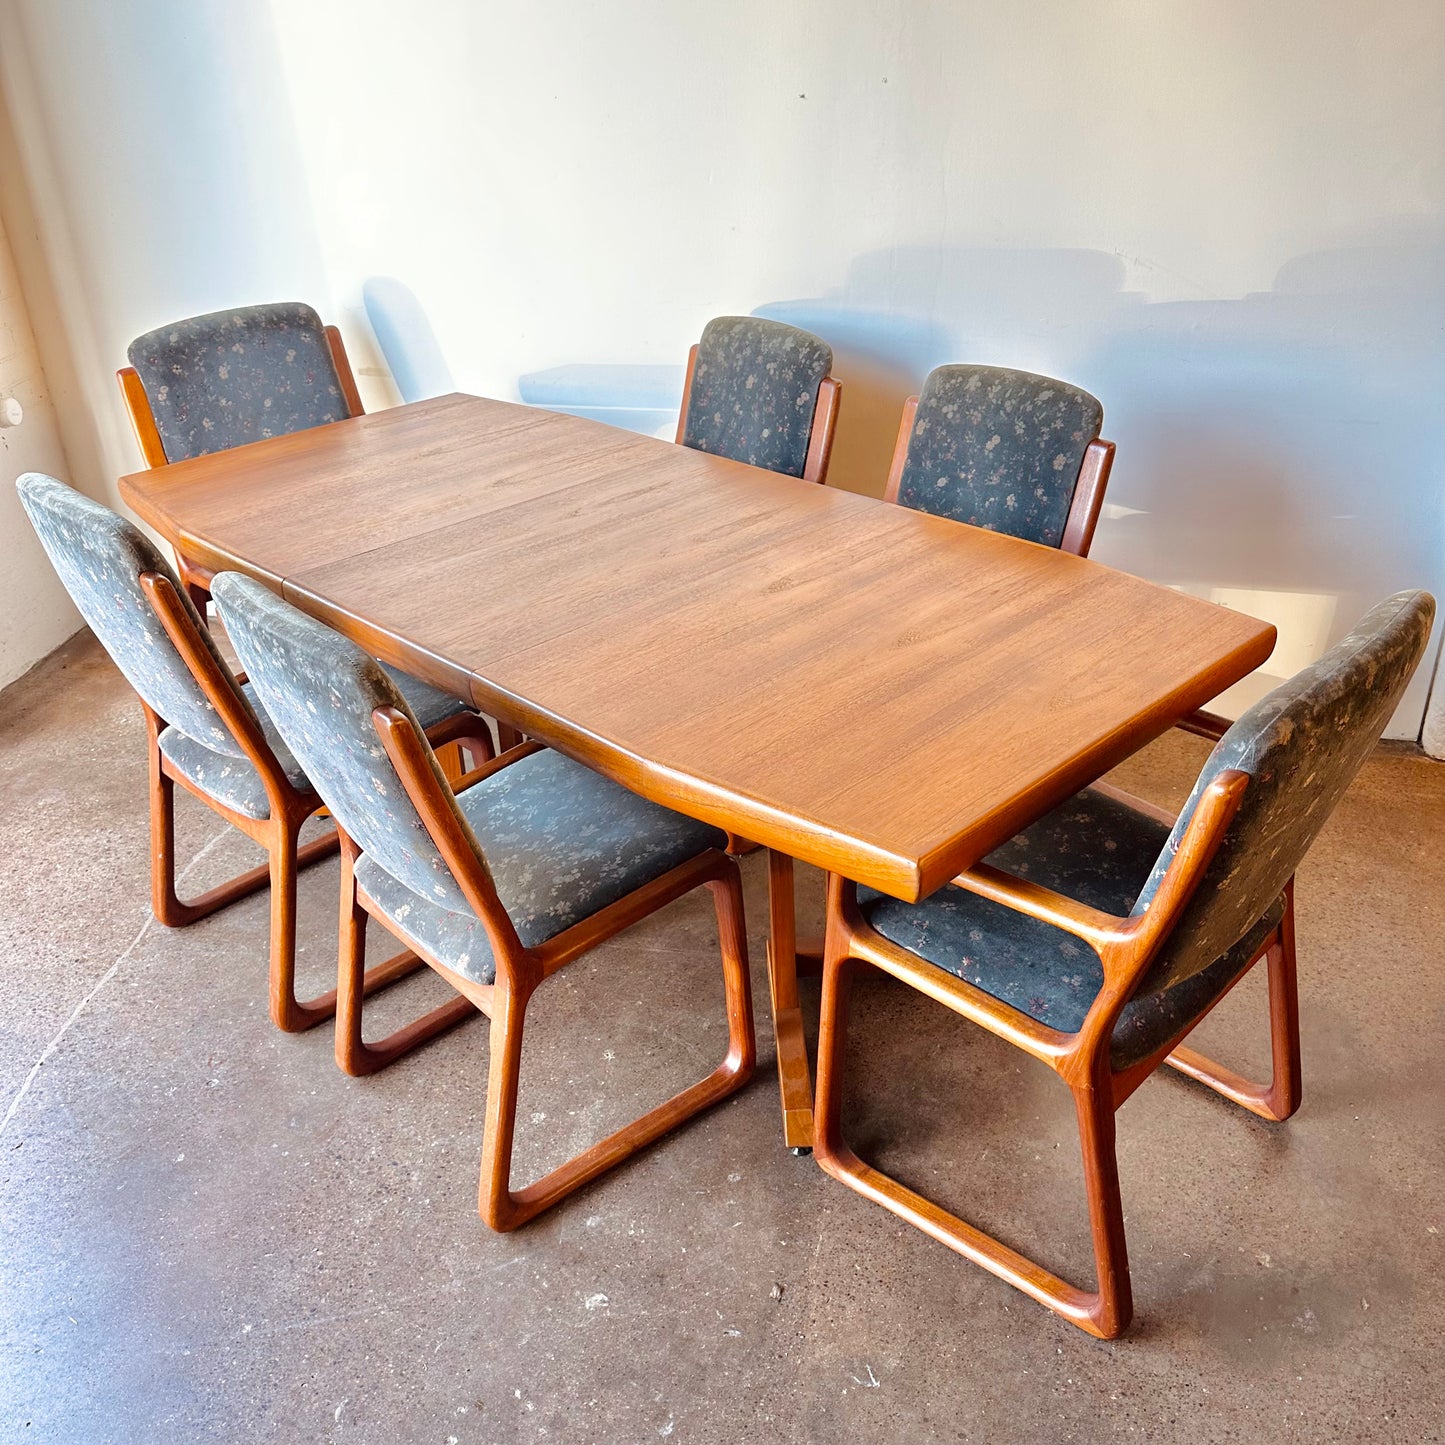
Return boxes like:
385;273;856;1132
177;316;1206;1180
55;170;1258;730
860;788;1284;1070
16;473;257;753
680;317;832;478
356;748;726;985
896;365;1103;547
863;590;1434;1070
1129;590;1435;994
213;573;725;972
17;473;476;823
214;572;487;907
128;303;351;462
157;667;465;822
158;682;310;819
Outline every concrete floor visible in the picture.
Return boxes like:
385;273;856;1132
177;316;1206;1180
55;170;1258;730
1;632;1443;1444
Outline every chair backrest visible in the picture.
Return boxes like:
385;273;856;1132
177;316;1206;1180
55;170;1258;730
679;316;833;478
211;572;486;910
1133;590;1436;992
16;473;254;753
126;302;352;463
894;365;1103;548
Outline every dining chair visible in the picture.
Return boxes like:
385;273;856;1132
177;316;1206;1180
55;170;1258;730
118;300;527;754
117;301;362;609
15;473;496;1034
677;316;841;483
885;364;1115;556
812;589;1435;1338
211;570;757;1231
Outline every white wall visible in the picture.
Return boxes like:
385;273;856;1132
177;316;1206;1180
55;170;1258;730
0;0;335;511
3;0;1442;731
0;206;78;688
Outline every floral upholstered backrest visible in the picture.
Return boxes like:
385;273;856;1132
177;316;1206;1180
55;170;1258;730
896;365;1103;548
211;572;487;912
680;316;832;478
127;302;351;462
16;472;254;754
1132;590;1436;993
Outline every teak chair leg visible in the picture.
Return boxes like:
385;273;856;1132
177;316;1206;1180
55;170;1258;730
146;698;492;1033
148;746;330;927
151;750;389;1035
333;867;477;1076
1072;1083;1132;1337
1165;916;1302;1122
477;977;531;1228
267;815;354;1032
149;762;270;926
813;943;1134;1339
478;869;757;1232
150;726;344;1031
268;816;305;1030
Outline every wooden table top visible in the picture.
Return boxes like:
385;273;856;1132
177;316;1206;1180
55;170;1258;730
120;393;1276;902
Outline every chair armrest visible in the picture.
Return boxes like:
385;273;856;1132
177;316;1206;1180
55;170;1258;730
950;862;1134;953
452;740;544;794
372;706;533;984
957;768;1249;993
952;771;1250;1070
1083;767;1249;1010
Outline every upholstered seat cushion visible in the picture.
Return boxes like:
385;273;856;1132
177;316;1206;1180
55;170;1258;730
355;748;727;985
159;681;310;818
159;666;473;821
859;787;1284;1071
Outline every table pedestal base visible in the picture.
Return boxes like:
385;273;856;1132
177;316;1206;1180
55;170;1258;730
766;850;825;1152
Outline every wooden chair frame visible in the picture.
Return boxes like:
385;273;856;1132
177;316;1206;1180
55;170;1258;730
813;766;1303;1338
335;721;757;1231
883;393;1116;558
118;323;364;610
136;569;495;1032
675;342;842;485
763;708;1245;1156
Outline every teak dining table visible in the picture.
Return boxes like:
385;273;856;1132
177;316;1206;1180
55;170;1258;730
120;392;1277;1152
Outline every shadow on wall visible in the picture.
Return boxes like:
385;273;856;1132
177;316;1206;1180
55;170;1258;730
360;228;1444;735
759;225;1445;730
361;277;456;403
754;247;1123;499
364;273;685;436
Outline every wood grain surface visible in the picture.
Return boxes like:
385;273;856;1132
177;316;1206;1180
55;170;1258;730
121;393;1275;901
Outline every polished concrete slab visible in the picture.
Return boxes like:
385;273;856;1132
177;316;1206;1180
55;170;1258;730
2;632;1442;1443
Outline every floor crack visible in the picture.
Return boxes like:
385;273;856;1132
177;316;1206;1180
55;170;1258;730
0;824;234;1138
